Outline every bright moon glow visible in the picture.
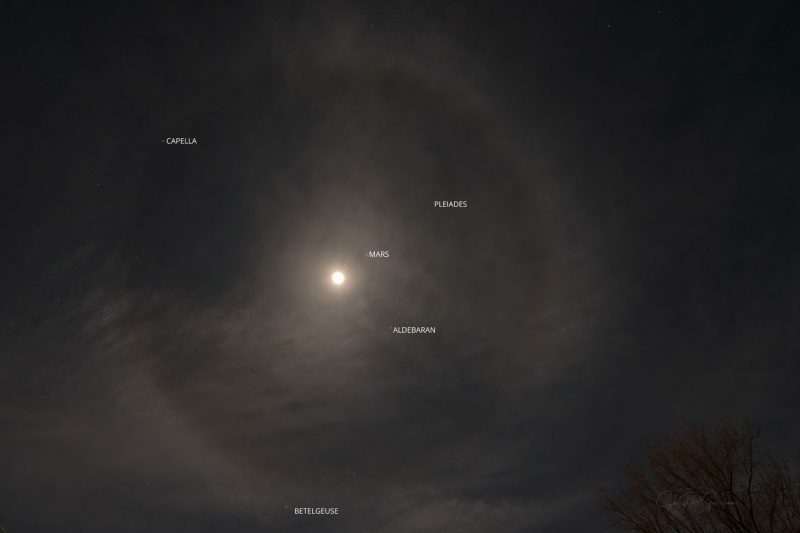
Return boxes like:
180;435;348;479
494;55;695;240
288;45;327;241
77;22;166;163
331;271;345;285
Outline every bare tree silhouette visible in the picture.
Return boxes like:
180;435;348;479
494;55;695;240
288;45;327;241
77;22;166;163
599;422;800;532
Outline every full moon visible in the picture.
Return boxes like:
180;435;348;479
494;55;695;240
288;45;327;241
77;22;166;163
331;271;345;285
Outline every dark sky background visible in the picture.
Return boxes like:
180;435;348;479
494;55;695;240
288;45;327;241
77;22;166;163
2;2;800;532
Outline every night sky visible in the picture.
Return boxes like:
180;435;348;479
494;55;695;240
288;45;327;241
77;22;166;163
2;2;800;532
